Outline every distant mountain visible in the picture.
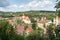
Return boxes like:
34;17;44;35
0;10;56;13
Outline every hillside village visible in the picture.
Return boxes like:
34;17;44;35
0;13;60;35
0;0;60;40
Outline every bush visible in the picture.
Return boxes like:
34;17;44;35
0;20;25;40
25;30;44;40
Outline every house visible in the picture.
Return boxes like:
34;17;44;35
19;14;31;24
15;24;25;35
8;19;14;26
25;27;33;35
37;16;52;34
37;16;52;28
0;16;3;20
8;19;17;28
37;22;44;29
53;16;60;26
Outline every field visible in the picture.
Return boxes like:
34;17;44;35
0;11;57;18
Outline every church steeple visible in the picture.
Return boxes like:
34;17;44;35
22;13;25;18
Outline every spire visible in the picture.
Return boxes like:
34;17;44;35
22;13;25;19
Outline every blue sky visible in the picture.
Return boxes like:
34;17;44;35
0;0;57;12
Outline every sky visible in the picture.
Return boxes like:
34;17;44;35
0;0;57;12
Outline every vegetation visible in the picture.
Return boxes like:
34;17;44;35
25;30;43;40
0;11;56;18
55;1;60;17
31;18;36;30
0;19;60;40
0;20;24;40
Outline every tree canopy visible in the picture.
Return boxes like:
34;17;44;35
55;1;60;17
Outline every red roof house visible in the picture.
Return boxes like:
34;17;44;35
25;27;33;35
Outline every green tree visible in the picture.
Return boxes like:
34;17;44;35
31;18;36;30
16;19;24;25
0;20;13;40
55;25;60;40
55;1;60;17
26;30;43;40
47;24;56;40
0;20;25;40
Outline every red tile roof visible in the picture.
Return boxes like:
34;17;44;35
15;24;24;34
8;20;14;25
25;27;33;33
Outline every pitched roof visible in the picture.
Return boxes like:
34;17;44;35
25;27;33;33
8;19;14;25
15;24;24;34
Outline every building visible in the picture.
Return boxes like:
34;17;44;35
25;27;33;35
8;19;14;25
15;24;25;35
19;14;31;24
53;16;60;26
37;16;52;34
37;16;52;28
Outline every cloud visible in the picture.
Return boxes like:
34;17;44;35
19;0;55;11
0;4;18;12
7;5;18;9
0;0;9;7
22;0;50;8
0;7;5;11
0;0;56;12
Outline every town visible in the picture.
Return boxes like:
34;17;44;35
4;13;60;35
0;0;60;40
0;11;60;40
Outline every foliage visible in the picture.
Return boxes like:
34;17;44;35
16;19;24;25
55;1;60;9
0;20;25;40
47;24;55;40
25;30;43;40
55;25;60;40
0;20;13;40
31;18;36;30
55;1;60;17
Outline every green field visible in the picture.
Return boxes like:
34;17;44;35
0;11;57;20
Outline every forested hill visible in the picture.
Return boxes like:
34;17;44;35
0;10;56;14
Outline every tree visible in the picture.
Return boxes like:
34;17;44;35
16;19;24;25
0;20;25;40
55;25;60;40
47;24;56;40
55;1;60;17
0;20;13;40
26;30;43;40
31;18;36;30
